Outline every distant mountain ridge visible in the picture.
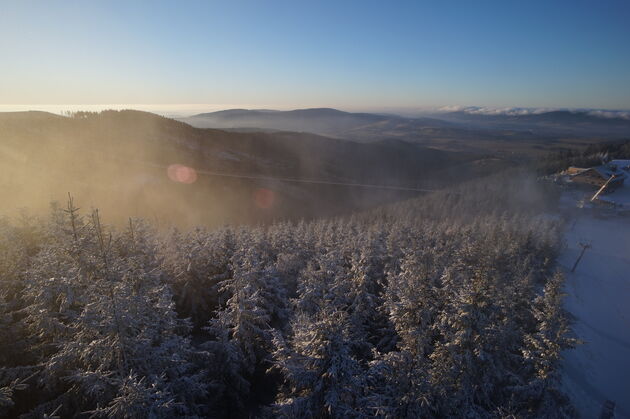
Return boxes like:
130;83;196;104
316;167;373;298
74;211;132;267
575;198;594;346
194;107;381;119
182;108;451;137
429;109;630;141
181;107;630;147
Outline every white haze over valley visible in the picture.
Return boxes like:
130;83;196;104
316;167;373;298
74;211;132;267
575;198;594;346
3;104;630;120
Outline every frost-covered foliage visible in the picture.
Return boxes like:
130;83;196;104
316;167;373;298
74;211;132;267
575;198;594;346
0;175;574;417
1;202;207;417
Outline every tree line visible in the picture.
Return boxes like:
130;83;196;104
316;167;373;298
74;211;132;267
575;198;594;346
536;139;630;175
0;174;575;418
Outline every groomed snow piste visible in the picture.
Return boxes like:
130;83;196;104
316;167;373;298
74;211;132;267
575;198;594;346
559;203;630;417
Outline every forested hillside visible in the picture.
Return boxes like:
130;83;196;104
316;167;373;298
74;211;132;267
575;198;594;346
535;139;630;175
183;108;630;156
0;173;575;418
0;110;494;226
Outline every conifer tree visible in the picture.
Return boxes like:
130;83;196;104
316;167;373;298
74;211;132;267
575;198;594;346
271;308;365;418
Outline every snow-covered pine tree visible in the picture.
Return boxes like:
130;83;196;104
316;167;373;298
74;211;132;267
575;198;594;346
161;226;234;329
428;265;503;417
22;203;207;417
385;247;440;358
294;248;349;316
204;231;288;416
518;271;576;417
345;231;395;358
271;307;365;418
363;350;433;418
0;216;38;409
268;220;314;300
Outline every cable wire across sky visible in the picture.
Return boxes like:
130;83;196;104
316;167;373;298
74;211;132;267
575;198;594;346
159;162;442;193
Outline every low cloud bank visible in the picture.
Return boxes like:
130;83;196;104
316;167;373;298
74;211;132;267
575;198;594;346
436;106;630;120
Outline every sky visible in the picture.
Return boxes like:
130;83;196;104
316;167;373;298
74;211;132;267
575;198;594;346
1;0;630;114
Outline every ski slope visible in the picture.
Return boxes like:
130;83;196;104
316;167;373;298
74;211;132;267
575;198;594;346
559;210;630;418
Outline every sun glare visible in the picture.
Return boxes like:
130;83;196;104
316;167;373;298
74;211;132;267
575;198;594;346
253;188;275;209
167;164;198;184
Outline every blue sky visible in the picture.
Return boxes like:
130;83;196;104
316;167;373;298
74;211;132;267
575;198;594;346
2;0;629;112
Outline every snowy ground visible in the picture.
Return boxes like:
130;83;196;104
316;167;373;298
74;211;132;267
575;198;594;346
597;182;630;208
559;198;630;417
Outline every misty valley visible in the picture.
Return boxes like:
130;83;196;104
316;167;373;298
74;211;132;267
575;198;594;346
1;107;629;418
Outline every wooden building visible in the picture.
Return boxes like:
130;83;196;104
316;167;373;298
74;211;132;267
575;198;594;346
611;159;630;172
569;164;626;192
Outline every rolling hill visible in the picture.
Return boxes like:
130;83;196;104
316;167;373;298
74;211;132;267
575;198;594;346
182;108;452;137
0;110;498;226
182;108;630;155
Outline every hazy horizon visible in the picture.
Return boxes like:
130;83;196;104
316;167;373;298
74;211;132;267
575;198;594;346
2;103;630;120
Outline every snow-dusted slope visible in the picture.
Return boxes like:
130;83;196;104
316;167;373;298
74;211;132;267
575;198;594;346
559;211;630;417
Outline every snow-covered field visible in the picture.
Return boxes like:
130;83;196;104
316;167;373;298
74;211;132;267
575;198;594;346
559;205;630;417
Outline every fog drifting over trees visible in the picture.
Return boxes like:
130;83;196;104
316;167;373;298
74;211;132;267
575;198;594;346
0;175;576;417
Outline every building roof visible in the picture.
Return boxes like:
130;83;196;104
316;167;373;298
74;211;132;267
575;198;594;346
566;166;588;175
611;160;630;171
595;174;630;208
567;164;627;187
593;165;627;181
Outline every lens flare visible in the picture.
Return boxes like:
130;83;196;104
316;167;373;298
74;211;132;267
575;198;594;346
167;164;197;184
253;188;275;209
